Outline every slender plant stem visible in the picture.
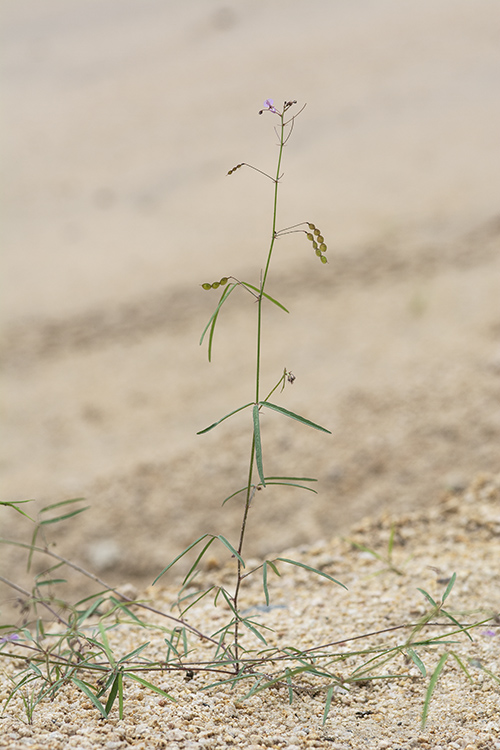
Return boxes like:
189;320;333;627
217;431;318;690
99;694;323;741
231;111;287;667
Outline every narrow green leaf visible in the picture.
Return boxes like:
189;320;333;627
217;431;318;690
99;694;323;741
0;500;34;521
182;538;217;586
263;481;317;494
241;282;290;313
259;402;331;434
200;283;238;361
197;402;253;435
222;486;248;505
253;404;266;486
118;671;124;719
449;651;472;681
241;618;268;645
265;476;317;483
40;506;90;526
439;608;473;642
277;558;347;589
76;597;106;626
105;673;120;715
199;283;236;344
262;562;270;606
106;597;143;625
421;653;448;729
417;587;437;607
125;673;176;702
217;535;245;568
442;573;456;603
71;678;108;718
39;497;86;514
323;685;334;725
35;578;67;587
98;621;116;666
406;647;426;677
118;642;150;664
152;534;210;585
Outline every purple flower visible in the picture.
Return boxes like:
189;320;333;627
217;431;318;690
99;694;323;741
259;99;278;115
0;633;21;643
481;629;497;637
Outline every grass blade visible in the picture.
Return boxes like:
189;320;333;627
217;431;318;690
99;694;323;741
125;673;176;702
259;402;331;433
71;678;108;719
442;573;456;603
105;673;120;715
421;653;448;729
323;685;334;725
406;647;426;676
253;404;266;486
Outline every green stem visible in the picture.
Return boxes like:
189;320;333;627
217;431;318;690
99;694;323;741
232;112;287;669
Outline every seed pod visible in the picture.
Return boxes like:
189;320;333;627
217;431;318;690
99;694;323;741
211;281;220;289
306;232;314;241
202;283;212;290
320;255;328;264
219;277;228;285
312;241;318;249
317;235;324;243
227;163;243;175
320;243;327;252
315;248;322;257
313;229;321;236
308;223;316;231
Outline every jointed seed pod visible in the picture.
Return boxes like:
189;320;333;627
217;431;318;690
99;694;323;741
320;243;327;252
202;283;212;290
306;233;314;241
320;255;328;264
219;277;228;285
212;281;220;289
227;164;244;175
308;223;316;231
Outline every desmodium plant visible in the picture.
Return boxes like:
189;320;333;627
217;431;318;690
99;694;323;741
1;101;498;728
152;98;344;665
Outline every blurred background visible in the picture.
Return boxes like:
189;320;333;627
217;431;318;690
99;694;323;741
2;0;499;617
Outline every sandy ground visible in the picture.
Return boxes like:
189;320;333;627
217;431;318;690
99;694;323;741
1;474;500;749
1;1;500;734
